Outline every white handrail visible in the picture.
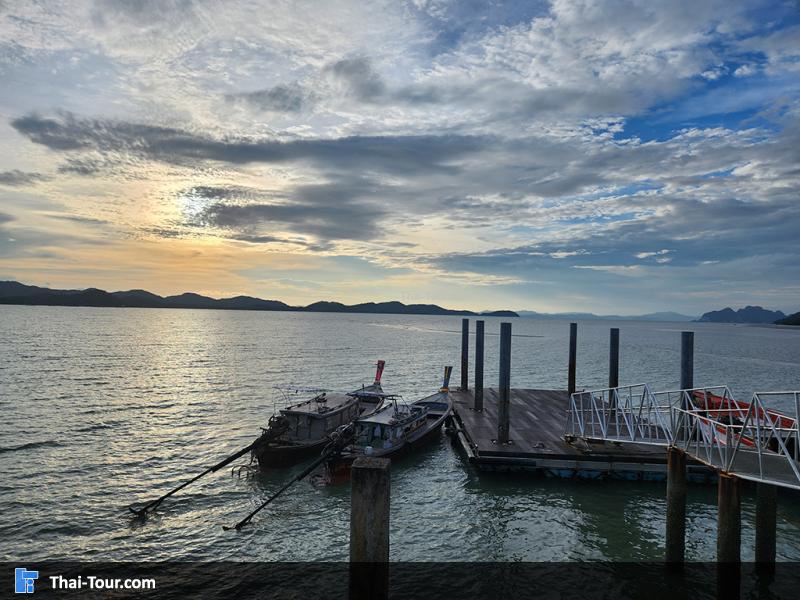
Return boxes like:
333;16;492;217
566;385;800;490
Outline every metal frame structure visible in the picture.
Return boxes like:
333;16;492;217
566;386;800;490
566;383;673;445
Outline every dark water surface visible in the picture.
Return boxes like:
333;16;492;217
2;306;799;561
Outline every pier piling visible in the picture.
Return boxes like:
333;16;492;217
665;447;687;564
608;328;619;410
568;323;577;395
349;457;390;600
497;322;512;444
680;331;694;390
609;328;619;389
717;473;741;563
474;320;484;411
755;483;777;566
716;472;742;599
461;318;469;391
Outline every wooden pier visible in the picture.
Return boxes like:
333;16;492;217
446;317;798;568
449;387;713;480
448;318;714;479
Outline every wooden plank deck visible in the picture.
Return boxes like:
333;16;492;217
449;388;714;479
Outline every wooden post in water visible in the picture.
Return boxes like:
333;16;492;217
460;318;469;391
665;446;687;564
497;322;512;444
349;457;390;600
608;327;620;411
755;483;777;566
568;323;577;395
717;473;741;563
609;328;620;389
474;320;484;411
680;331;694;390
717;472;742;599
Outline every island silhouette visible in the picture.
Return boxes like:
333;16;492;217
0;280;517;317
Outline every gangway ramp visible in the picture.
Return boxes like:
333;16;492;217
567;386;800;490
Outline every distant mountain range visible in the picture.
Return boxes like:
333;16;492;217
0;280;517;318
3;280;797;325
695;306;786;324
516;310;696;322
516;306;797;325
777;312;800;326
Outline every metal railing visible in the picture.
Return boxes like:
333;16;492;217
566;383;673;445
726;391;800;489
672;405;742;470
566;386;800;490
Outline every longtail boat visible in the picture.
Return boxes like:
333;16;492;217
251;361;396;468
326;366;453;476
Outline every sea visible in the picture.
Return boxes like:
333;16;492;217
2;306;800;562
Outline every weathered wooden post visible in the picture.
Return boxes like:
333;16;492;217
609;328;619;389
608;327;620;411
474;320;484;411
666;333;691;566
349;457;390;600
497;322;512;444
755;483;777;566
716;472;742;599
665;447;687;564
460;318;469;391
568;322;577;395
717;473;741;563
680;331;694;390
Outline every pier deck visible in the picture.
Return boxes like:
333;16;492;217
449;388;713;480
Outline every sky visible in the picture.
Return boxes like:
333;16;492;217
0;0;798;315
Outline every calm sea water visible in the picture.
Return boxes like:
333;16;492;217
1;306;800;562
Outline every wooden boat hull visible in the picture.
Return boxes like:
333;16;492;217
254;405;390;469
254;438;329;468
254;397;392;468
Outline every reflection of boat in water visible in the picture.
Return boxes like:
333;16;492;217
252;361;395;468
326;367;453;475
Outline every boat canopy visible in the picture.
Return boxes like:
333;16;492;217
348;390;398;399
357;402;426;426
281;392;357;416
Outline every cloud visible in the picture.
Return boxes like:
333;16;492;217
0;170;47;186
227;233;332;252
45;213;110;226
428;194;800;282
327;56;386;101
734;64;758;78
226;82;317;113
10;106;800;255
57;157;106;175
198;201;385;241
90;0;196;27
739;23;800;72
182;178;389;242
11;112;486;175
181;185;269;201
635;250;670;259
227;233;286;244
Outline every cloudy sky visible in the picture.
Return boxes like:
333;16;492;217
1;0;798;314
